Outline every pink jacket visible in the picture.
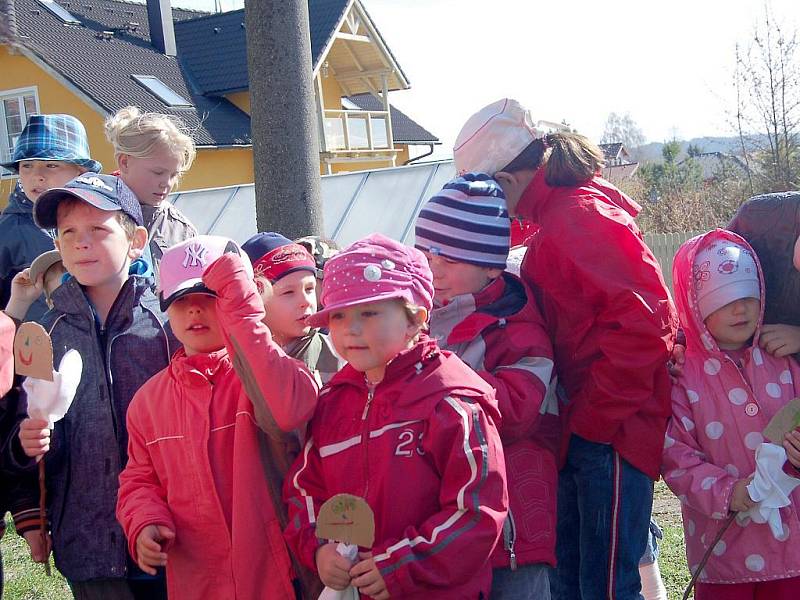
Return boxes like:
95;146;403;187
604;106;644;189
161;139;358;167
429;272;559;569
284;337;507;599
663;229;800;584
117;254;319;599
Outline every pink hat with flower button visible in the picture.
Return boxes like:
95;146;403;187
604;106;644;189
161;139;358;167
307;233;434;327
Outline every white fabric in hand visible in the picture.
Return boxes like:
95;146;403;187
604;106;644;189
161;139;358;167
22;349;82;428
741;442;800;539
318;543;359;600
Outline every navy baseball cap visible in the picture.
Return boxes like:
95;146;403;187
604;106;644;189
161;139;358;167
34;173;144;229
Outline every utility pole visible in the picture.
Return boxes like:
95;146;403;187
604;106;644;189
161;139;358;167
245;0;323;239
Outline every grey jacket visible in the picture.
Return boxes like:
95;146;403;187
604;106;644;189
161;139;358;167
13;274;174;581
0;183;55;321
141;201;197;281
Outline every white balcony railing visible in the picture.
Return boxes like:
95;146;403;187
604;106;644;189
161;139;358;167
323;109;392;152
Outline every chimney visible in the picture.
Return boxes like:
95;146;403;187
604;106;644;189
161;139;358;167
146;0;176;56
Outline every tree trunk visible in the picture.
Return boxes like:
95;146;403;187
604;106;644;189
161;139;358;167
245;0;324;239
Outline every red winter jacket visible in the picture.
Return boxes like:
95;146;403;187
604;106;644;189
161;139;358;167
517;170;677;479
117;254;319;600
430;273;559;569
284;337;507;599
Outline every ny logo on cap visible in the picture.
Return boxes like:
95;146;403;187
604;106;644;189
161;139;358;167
75;176;113;192
183;243;207;268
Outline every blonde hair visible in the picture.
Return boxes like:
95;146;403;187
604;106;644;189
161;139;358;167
502;132;606;187
105;106;196;173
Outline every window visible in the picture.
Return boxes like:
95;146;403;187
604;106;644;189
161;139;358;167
37;0;81;24
0;88;39;177
131;75;192;108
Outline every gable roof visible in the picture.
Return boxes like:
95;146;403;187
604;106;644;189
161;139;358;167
599;142;624;161
174;0;350;95
345;93;439;144
678;152;748;180
8;0;434;149
12;0;252;146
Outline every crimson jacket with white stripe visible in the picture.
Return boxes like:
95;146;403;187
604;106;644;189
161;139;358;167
430;272;559;570
284;337;507;599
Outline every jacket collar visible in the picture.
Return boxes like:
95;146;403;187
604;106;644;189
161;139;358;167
169;347;230;387
50;274;155;332
330;335;440;391
516;169;642;224
432;274;528;345
3;182;35;215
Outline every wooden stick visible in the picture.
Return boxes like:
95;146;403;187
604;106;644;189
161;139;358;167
38;458;50;576
682;512;736;600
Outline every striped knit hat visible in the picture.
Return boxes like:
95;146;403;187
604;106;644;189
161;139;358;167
414;173;510;269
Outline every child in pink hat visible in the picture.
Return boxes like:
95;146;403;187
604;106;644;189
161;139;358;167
284;233;508;599
117;235;321;600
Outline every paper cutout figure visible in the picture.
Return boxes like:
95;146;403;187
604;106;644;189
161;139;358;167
14;322;54;382
763;398;800;444
316;494;375;548
22;350;82;429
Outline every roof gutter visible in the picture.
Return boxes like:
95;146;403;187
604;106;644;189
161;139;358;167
404;143;434;165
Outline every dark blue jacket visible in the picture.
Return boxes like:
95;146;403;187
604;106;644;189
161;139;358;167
0;183;55;321
11;273;174;581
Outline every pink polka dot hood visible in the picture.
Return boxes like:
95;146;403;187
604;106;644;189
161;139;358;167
663;228;800;584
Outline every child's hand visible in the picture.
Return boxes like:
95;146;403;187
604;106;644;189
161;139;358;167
784;429;800;467
759;324;800;357
315;542;353;591
730;476;756;513
22;529;51;563
135;524;175;575
19;418;50;459
668;343;686;380
6;269;43;320
350;551;389;599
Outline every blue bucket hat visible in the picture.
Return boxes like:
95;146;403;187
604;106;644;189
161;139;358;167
34;173;143;229
1;114;102;173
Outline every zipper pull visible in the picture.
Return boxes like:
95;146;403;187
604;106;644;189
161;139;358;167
361;387;374;420
509;547;517;571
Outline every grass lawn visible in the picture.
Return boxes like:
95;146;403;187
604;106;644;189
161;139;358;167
653;479;693;599
0;481;692;599
1;521;69;599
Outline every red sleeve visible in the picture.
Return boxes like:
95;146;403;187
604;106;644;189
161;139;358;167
283;436;329;573
527;202;676;443
116;393;175;562
374;394;507;597
480;317;556;444
202;253;318;434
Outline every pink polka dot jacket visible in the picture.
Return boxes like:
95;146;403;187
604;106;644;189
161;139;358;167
663;228;800;584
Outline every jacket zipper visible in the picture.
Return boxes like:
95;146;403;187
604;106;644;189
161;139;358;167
503;508;518;570
361;384;375;498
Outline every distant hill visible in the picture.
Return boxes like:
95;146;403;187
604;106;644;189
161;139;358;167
633;135;766;163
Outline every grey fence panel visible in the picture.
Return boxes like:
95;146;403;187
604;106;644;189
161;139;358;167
643;230;702;294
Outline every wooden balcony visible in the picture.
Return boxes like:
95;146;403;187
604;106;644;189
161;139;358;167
321;109;396;153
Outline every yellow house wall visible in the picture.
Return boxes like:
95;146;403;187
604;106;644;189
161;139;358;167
0;46;254;209
225;91;251;114
0;45;114;205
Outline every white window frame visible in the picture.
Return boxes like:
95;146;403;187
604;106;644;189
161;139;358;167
0;86;40;179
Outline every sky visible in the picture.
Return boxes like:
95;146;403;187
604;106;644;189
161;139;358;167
172;0;799;155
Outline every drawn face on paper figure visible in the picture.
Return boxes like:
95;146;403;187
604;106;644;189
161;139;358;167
316;493;375;547
14;322;54;381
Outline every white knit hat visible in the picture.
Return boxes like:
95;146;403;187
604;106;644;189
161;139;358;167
454;98;557;176
693;240;760;319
